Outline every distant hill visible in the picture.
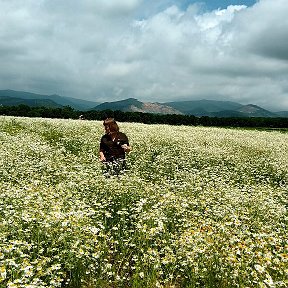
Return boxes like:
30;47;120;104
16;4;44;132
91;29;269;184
209;110;247;118
209;104;278;118
0;90;100;110
163;99;243;115
94;98;182;115
1;90;288;118
235;104;277;117
93;98;288;118
0;96;62;108
94;98;142;111
274;111;288;117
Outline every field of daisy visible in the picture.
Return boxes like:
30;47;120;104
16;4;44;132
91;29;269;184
0;116;287;288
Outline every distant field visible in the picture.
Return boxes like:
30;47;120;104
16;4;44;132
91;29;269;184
0;116;287;288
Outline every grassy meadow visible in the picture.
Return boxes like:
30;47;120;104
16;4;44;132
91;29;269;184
0;116;287;288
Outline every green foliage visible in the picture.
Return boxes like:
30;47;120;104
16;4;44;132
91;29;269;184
0;118;26;135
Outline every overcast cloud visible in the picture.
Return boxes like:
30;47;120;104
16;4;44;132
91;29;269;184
0;0;288;110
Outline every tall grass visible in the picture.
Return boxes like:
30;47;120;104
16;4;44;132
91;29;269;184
0;116;287;288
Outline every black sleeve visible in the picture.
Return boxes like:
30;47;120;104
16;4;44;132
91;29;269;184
99;136;105;152
118;133;129;146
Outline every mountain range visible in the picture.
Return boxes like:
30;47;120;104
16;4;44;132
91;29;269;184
93;98;288;118
0;90;100;111
1;89;288;118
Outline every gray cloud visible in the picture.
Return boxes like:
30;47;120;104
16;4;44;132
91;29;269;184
0;0;288;111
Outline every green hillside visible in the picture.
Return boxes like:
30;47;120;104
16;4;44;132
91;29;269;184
0;90;99;110
93;98;143;111
0;96;62;108
164;99;243;115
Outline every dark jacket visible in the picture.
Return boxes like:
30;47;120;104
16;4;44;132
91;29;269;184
100;132;129;161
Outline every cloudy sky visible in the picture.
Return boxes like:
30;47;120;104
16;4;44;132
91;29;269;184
1;0;288;111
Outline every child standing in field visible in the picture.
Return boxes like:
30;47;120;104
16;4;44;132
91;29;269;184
99;118;131;175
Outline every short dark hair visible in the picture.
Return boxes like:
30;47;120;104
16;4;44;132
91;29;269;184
103;118;119;133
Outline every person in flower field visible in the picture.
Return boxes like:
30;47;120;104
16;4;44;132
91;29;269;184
99;118;132;170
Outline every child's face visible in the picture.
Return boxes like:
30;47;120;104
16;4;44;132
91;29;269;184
104;125;110;134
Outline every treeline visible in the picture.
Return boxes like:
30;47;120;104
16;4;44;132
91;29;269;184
1;104;288;128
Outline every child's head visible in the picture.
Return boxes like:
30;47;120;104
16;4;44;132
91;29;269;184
103;118;119;134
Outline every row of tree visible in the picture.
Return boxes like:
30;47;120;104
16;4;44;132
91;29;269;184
1;104;288;128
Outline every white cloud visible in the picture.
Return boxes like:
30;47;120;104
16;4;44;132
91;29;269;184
0;0;288;110
103;62;140;77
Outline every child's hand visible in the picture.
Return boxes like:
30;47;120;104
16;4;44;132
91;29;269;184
99;155;106;162
121;144;131;153
121;144;128;151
